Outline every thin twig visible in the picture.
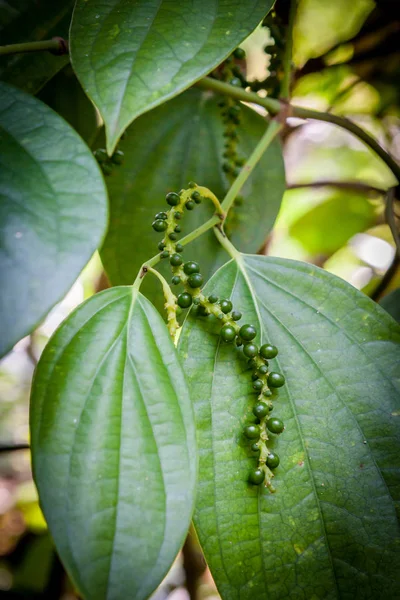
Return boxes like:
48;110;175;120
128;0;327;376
287;181;387;196
0;38;68;56
0;443;30;453
371;254;399;301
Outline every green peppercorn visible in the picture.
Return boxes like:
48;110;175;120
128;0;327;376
253;379;263;391
174;211;182;220
175;243;184;252
111;149;124;165
174;225;181;233
184;261;200;275
244;424;260;439
152;219;167;232
243;343;258;358
166;192;180;206
185;200;195;210
94;148;108;163
102;162;113;176
169;232;178;241
177;292;192;308
233;47;246;59
230;77;243;87
247;358;256;368
160;250;169;259
267;372;285;388
253;402;269;419
170;253;183;267
249;468;265;485
188;181;197;188
267;417;284;434
208;294;218;303
197;305;209;317
251;372;258;381
187;273;203;288
260;344;278;359
231;310;242;321
171;275;181;285
228;105;241;118
155;212;168;220
191;191;201;202
258;364;268;375
158;241;166;251
220;324;236;342
263;389;272;397
266;453;280;469
236;338;243;347
239;324;257;341
251;442;260;452
220;299;233;314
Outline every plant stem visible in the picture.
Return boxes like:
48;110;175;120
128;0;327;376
221;119;283;217
213;225;240;260
385;187;400;253
371;254;399;302
287;180;387;196
195;77;400;183
0;443;30;453
0;38;68;56
281;0;297;99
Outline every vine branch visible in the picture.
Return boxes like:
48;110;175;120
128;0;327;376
0;38;68;56
287;181;387;196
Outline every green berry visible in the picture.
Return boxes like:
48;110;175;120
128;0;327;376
236;338;243;347
267;417;284;434
263;389;272;397
247;358;256;368
152;219;167;232
267;372;285;388
169;232;178;241
185;200;195;210
102;162;113;176
239;324;257;341
174;225;181;233
266;453;280;469
166;192;180;206
177;292;192;309
220;299;233;314
188;181;197;188
249;468;265;485
251;443;260;452
184;261;200;275
170;253;183;267
251;372;258;381
258;364;268;375
160;250;169;259
208;294;218;303
155;211;168;220
253;379;263;391
111;149;124;165
230;77;243;88
243;343;258;358
197;305;209;316
191;191;201;203
233;47;246;59
187;273;203;288
175;243;184;252
94;148;108;163
244;425;260;439
158;241;166;251
231;310;242;321
260;344;278;359
220;324;236;342
253;402;269;419
171;275;181;285
174;211;182;220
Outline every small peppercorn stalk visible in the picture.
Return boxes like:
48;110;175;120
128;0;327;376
149;184;287;490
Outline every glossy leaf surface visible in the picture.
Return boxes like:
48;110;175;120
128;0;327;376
30;287;197;600
70;0;273;153
100;88;285;311
0;0;73;93
179;254;400;599
0;83;107;357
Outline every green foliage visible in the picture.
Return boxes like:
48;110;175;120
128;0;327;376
178;254;400;599
30;287;197;600
0;82;107;358
70;0;273;153
380;289;400;323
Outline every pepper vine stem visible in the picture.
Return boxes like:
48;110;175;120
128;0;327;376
0;38;68;56
195;77;400;183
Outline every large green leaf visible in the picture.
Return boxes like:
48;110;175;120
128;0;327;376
178;254;400;598
0;82;107;358
70;0;274;153
30;286;197;600
0;0;74;94
100;88;285;312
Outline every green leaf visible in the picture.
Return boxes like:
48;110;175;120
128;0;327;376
0;82;107;358
30;286;197;600
100;88;285;312
70;0;274;153
0;0;74;94
38;65;99;146
380;289;400;323
178;254;400;598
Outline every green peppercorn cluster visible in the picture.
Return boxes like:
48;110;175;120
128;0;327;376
151;184;286;490
249;10;286;97
93;133;126;176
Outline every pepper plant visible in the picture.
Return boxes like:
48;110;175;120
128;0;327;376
0;1;400;599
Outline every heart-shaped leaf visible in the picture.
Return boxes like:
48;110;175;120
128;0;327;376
70;0;274;153
178;254;400;598
100;88;285;312
30;286;197;600
0;82;107;357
